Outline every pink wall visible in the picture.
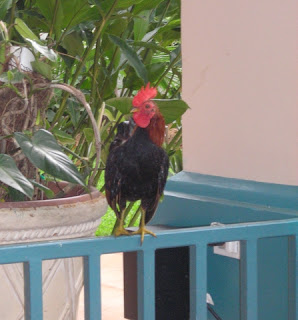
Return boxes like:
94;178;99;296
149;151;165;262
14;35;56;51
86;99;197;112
181;1;298;185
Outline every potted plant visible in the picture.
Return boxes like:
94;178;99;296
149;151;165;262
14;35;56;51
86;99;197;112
0;20;107;320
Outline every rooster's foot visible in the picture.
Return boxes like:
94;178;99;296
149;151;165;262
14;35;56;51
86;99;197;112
114;226;131;237
131;227;156;244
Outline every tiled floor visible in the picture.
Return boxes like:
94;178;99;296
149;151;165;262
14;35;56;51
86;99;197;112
77;253;126;320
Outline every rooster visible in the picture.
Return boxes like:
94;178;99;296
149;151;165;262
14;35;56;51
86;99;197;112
105;84;169;243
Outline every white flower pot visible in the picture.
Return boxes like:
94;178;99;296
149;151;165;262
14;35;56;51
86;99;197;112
0;186;107;319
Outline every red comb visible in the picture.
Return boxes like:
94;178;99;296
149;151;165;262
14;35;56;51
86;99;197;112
132;83;157;107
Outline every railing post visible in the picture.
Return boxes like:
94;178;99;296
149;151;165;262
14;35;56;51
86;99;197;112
246;238;258;320
24;259;43;320
189;243;207;320
137;249;155;320
294;236;298;320
84;254;101;320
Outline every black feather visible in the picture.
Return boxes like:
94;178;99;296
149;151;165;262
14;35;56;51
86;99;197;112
105;124;169;224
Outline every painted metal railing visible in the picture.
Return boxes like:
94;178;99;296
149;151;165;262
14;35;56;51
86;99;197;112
0;218;297;320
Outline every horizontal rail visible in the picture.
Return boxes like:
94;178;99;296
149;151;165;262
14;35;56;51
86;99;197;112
0;218;297;264
0;217;296;320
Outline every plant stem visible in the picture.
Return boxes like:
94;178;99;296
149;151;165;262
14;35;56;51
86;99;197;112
48;0;60;41
163;71;175;98
156;0;171;28
46;83;102;187
90;37;102;110
52;0;119;125
8;0;17;39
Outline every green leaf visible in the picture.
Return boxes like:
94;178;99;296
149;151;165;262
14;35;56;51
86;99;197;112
105;19;128;37
147;63;166;83
14;18;40;42
130;40;170;54
67;99;81;127
61;32;84;57
153;99;189;124
109;35;148;84
133;10;151;41
52;128;76;145
30;180;55;199
117;0;143;8
0;0;12;21
35;0;63;39
31;60;52;80
26;39;57;61
0;154;34;199
0;70;25;83
14;129;86;186
83;128;94;144
133;0;164;14
105;97;133;115
62;4;99;28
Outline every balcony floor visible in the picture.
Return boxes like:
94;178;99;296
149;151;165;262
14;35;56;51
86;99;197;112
77;253;125;320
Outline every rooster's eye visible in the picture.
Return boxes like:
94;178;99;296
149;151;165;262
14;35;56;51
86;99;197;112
145;104;150;109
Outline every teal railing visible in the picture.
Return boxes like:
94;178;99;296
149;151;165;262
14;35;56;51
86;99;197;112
0;218;297;320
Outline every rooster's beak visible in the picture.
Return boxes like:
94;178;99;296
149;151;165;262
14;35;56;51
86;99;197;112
131;107;139;113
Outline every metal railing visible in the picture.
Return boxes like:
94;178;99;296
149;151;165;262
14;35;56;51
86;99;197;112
0;218;297;320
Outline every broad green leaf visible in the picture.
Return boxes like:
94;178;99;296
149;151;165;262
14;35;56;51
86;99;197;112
0;70;25;83
105;97;133;115
6;186;27;202
61;32;84;57
155;19;181;46
105;19;128;37
26;39;57;61
133;10;151;41
124;63;166;90
35;0;63;39
30;180;55;199
31;60;52;80
36;0;99;38
0;0;13;20
133;0;164;14
14;130;85;186
109;35;148;84
96;0;142;13
0;154;34;199
147;63;166;83
62;4;99;28
14;18;40;42
117;0;143;8
153;99;189;124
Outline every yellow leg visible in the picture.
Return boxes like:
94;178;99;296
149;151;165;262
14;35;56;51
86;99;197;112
131;209;156;244
113;211;131;237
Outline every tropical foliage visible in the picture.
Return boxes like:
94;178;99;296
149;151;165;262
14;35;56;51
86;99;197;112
0;0;185;227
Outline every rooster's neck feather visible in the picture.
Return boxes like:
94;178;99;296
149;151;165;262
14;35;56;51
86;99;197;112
145;111;165;147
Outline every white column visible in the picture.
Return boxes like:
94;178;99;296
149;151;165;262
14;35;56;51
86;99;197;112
182;1;298;185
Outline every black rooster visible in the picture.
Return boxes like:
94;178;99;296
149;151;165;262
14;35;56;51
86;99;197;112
105;84;169;243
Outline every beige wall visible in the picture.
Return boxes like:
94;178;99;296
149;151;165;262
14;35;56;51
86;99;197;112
181;1;298;185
